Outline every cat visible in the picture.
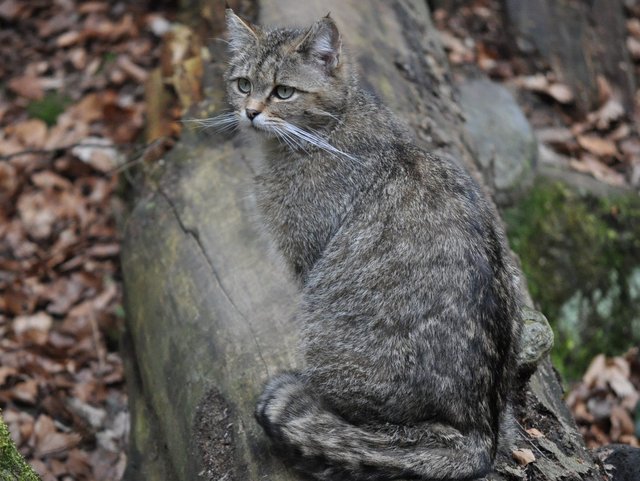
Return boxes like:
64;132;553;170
218;8;522;481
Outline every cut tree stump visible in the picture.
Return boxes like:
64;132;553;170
121;1;608;480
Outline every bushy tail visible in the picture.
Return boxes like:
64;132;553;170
255;372;493;481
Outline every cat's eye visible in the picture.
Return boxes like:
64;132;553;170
237;78;251;94
274;85;295;100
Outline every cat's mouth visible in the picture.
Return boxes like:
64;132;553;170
249;115;278;136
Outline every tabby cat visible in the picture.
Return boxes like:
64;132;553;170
215;9;522;481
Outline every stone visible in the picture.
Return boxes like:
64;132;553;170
458;77;536;206
595;444;640;481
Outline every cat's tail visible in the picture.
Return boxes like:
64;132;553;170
255;372;494;481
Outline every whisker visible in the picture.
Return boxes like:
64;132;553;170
282;122;363;165
271;124;309;154
312;109;341;122
182;112;239;133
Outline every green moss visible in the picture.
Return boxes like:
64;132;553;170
0;410;41;481
26;92;71;126
504;180;640;380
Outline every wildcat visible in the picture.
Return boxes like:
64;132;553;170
218;9;522;481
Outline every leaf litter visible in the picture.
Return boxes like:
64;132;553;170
0;0;182;479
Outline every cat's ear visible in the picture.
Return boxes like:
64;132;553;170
296;15;341;73
225;8;260;53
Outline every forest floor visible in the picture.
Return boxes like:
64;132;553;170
0;0;638;479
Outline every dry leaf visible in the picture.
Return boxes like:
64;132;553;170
628;18;640;38
597;75;613;104
8;119;48;148
8;73;44;99
34;414;81;457
71;137;120;172
547;83;574;104
577;135;618;157
589;99;625;131
12;379;39;404
512;448;536;465
116;55;148;83
13;312;52;344
610;405;635;440
570;155;626;186
0;0;23;21
56;30;82;48
608;123;630;142
517;74;548;92
627;36;640;60
0;366;18;385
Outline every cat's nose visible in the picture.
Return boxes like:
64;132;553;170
246;109;261;121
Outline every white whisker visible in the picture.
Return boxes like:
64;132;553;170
182;112;239;133
313;109;341;122
282;122;363;165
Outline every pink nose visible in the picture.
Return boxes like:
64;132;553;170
246;109;260;120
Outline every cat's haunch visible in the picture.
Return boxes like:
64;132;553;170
221;9;522;481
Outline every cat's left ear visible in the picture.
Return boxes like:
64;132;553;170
225;8;260;53
296;15;342;73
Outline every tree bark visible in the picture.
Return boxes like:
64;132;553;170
121;1;607;480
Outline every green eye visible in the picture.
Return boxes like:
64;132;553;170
274;85;295;99
237;78;251;94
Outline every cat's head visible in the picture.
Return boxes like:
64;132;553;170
224;10;351;139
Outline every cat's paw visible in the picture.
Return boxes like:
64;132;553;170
255;371;305;436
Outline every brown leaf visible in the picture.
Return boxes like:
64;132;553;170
547;83;574;104
8;119;48;148
12;379;39;404
589;99;625;131
56;30;82;48
597;75;613;104
0;0;23;21
0;366;18;385
569;155;626;186
17;190;60;240
610;405;635;440
627;36;640;60
516;74;548;92
608;123;630;142
71;137;120;172
34;414;81;457
116;55;148;83
13;311;52;345
628;18;640;38
512;448;536;465
87;243;120;259
66;448;93;479
31;171;73;191
577;135;619;157
43;275;86;316
8;74;44;100
30;459;57;481
78;1;108;14
0;162;18;202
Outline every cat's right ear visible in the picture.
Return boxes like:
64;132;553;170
225;9;259;53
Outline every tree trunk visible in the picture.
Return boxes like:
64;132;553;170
121;1;607;480
503;0;635;114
